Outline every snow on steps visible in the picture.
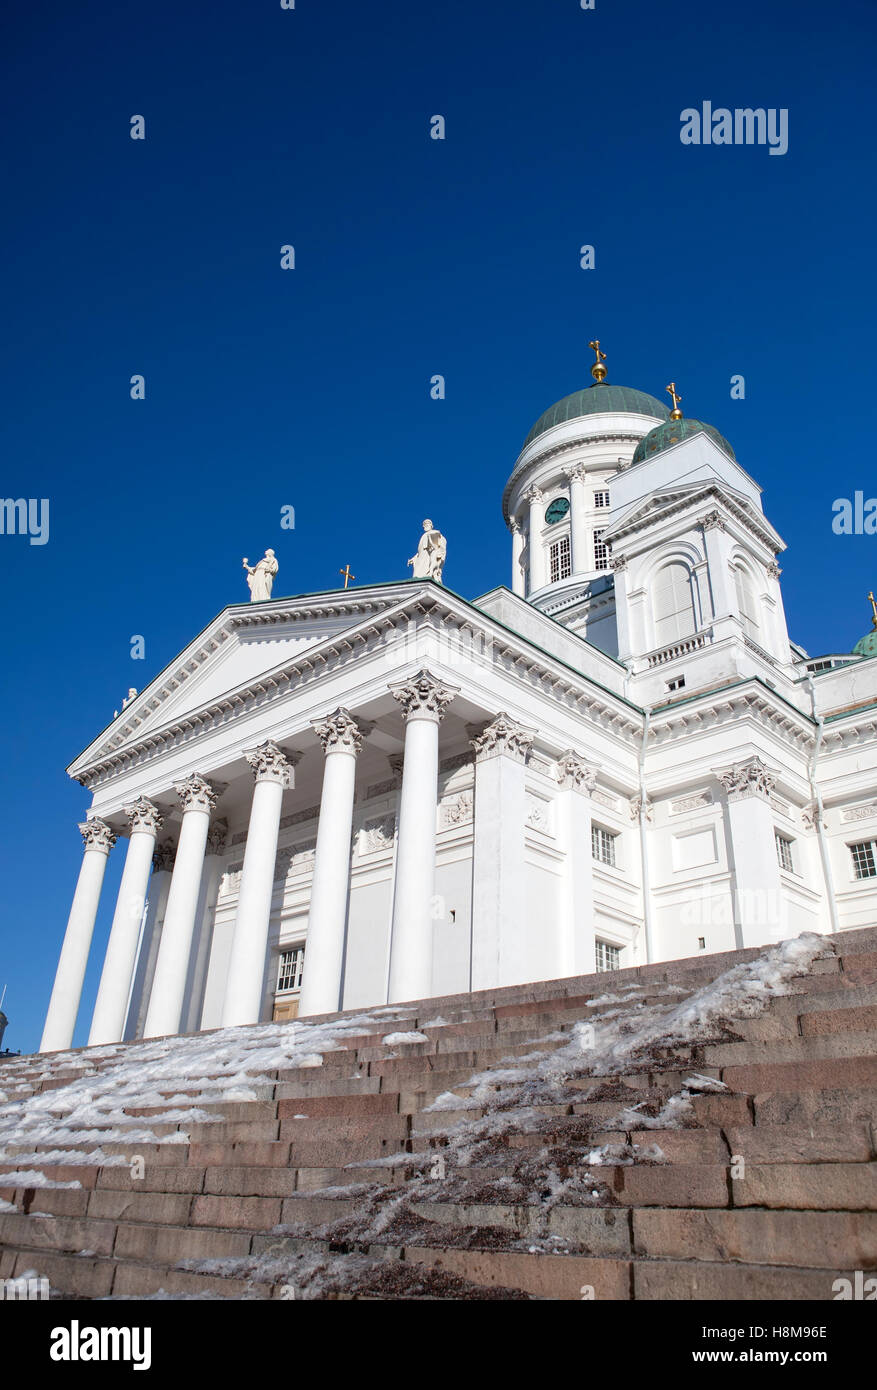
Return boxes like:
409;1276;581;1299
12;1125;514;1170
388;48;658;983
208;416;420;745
0;930;875;1299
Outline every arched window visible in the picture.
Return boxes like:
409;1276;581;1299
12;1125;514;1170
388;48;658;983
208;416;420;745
734;563;760;638
653;562;697;646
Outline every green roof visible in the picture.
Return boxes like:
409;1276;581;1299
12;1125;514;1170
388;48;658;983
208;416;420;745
631;417;736;465
853;628;877;658
524;384;669;447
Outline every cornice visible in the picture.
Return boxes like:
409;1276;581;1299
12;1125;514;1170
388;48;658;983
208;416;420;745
503;432;644;520
649;681;815;753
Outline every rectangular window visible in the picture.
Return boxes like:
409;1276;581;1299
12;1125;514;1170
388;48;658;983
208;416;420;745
549;535;571;583
850;840;877;880
593;529;609;569
591;825;617;867
775;832;794;873
667;676;686;692
594;490;610;509
277;946;305;993
595;940;621;972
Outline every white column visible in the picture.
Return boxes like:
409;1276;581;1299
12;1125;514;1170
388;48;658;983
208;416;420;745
556;752;597;976
387;671;457;1002
297;710;363;1017
510;519;525;596
612;555;634;663
719;758;787;949
88;798;164;1046
221;745;294;1027
144;774;217;1038
183;820;228;1033
470;713;533;990
701;510;736;640
525;486;545;594
128;841;175;1040
564;465;588;575
40;819;116;1053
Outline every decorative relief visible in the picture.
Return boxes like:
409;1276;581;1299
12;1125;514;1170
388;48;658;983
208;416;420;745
280;806;319;831
439;789;474;829
79;818;116;854
152;840;177;873
313;708;363;755
526;793;554;835
389;670;458;723
245;740;297;786
841;803;877;823
206;819;229;856
562;463;587;483
528;752;554;779
175;774;218;815
471;712;534;764
670;791;713;815
220;862;244;895
555;750;597;794
718;756;776;802
275;839;317;879
123;797;164;835
358;815;396;855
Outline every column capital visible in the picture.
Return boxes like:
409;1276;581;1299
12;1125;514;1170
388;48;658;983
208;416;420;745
524;484;544;505
562;462;587;484
123;797;164;836
206;818;229;856
767;560;782;580
245;739;297;786
174;773;218;814
630;792;654;822
507;517;522;535
609;553;627;574
153;840;177;873
79;818;116;855
389;670;458;723
717;756;776;802
555;750;597;793
471;712;534;764
700;509;727;532
313;707;364;755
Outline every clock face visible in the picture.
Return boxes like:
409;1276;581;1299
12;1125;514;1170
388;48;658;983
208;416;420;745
545;497;570;525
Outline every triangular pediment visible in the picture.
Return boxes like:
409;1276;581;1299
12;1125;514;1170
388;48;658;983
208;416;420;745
69;584;422;776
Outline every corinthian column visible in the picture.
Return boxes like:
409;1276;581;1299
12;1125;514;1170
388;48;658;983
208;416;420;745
470;713;533;989
297;710;363;1018
40;819;116;1054
509;519;525;597
144;774;217;1038
563;465;588;575
525;486;545;594
221;743;295;1027
88;797;164;1046
387;670;457;1003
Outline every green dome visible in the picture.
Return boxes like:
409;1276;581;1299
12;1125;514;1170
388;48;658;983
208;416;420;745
853;628;877;658
524;384;669;447
631;417;736;465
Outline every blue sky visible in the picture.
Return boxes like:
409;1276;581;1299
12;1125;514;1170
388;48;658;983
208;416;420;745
2;0;875;1053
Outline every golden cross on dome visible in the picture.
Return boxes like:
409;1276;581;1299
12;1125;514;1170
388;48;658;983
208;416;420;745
666;382;683;420
868;591;877;628
339;564;355;590
588;339;607;383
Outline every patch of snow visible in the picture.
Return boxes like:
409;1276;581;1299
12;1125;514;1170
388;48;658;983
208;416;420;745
381;1031;429;1045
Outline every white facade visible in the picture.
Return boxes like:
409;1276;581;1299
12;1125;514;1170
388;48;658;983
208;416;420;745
40;382;877;1050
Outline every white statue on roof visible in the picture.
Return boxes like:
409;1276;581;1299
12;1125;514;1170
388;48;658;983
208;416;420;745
243;550;278;602
408;520;446;584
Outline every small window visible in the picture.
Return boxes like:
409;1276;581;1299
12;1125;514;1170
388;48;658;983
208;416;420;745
667;676;686;692
595;940;621;973
591;825;617;867
549;535;572;583
697;937;706;950
850;841;877;880
594;490;610;509
277;946;305;993
775;833;794;873
593;529;609;569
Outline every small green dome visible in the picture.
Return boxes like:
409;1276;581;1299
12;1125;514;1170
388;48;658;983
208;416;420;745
853;628;877;658
632;417;736;465
524;384;668;447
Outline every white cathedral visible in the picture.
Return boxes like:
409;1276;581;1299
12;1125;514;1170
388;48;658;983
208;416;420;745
40;346;877;1053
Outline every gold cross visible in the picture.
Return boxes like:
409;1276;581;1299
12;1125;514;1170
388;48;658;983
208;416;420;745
588;339;607;382
666;382;683;420
339;564;355;589
869;591;877;628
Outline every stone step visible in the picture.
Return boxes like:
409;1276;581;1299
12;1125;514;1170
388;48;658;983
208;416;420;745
723;1125;875;1164
754;1087;877;1128
702;1033;877;1066
632;1257;850;1300
633;1206;877;1269
801;1004;877;1036
721;1055;877;1095
731;1162;877;1211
